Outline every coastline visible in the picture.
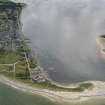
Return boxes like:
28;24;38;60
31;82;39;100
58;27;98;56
0;75;105;103
1;1;105;104
96;35;105;56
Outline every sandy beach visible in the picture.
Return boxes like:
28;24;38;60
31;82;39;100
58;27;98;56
0;75;105;103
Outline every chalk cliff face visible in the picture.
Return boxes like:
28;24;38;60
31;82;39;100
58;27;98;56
0;1;25;50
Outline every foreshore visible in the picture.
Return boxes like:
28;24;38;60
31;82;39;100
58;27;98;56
0;75;105;103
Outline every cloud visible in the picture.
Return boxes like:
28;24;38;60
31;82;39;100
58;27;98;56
13;0;105;82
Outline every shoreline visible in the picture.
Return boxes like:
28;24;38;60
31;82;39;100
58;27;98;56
1;0;105;103
0;36;104;103
96;35;105;57
0;75;105;103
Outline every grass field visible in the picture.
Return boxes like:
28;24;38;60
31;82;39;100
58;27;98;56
0;50;20;64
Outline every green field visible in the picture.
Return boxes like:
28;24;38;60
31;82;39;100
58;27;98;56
0;50;20;64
